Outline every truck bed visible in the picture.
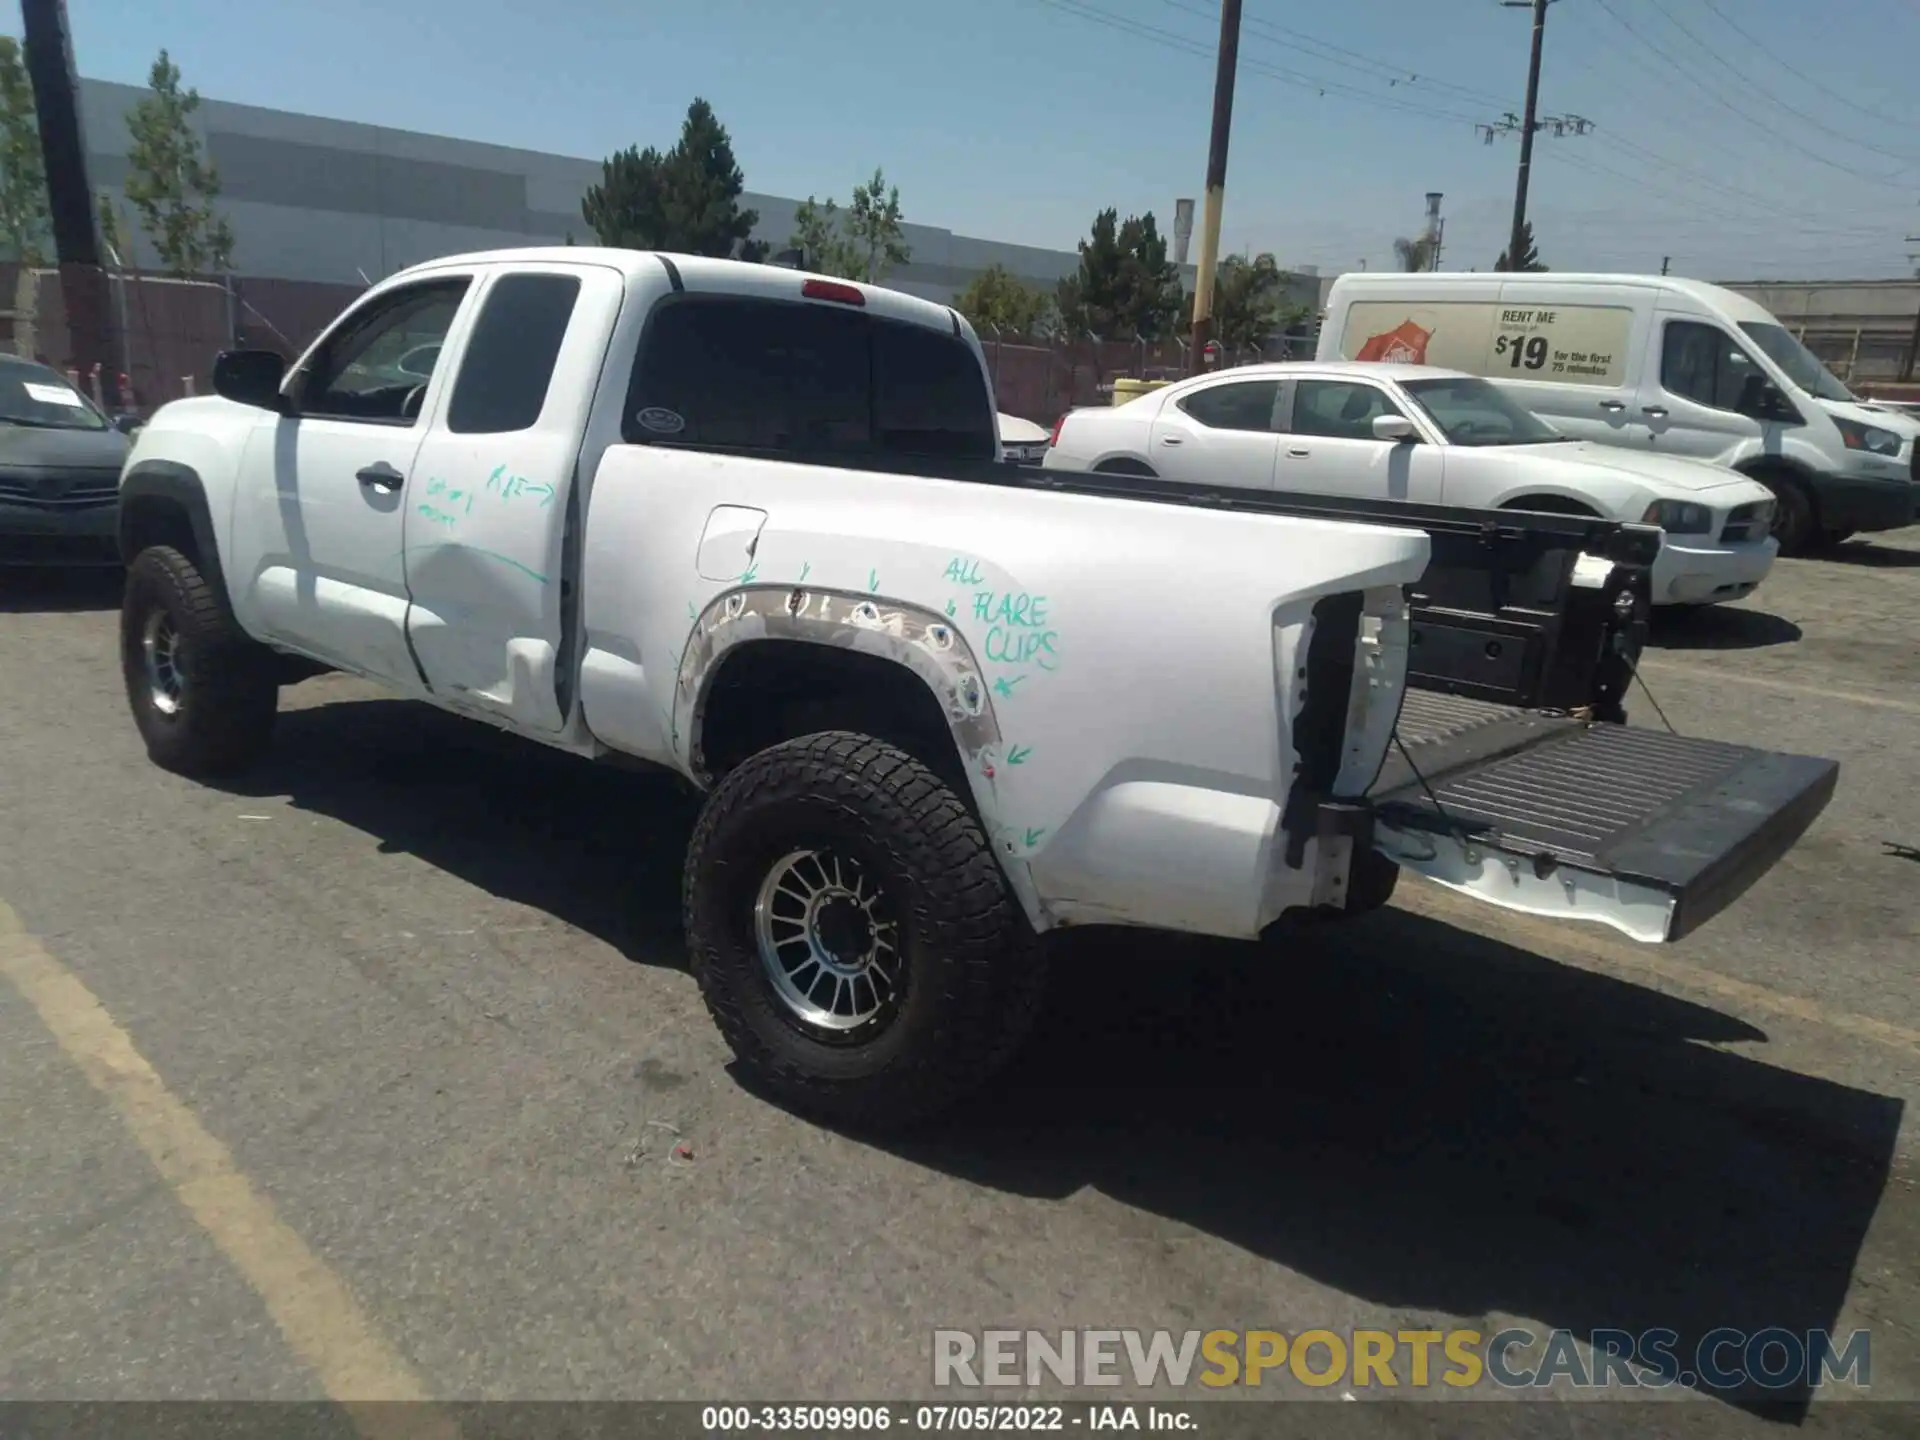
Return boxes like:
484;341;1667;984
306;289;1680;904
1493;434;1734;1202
1005;465;1653;718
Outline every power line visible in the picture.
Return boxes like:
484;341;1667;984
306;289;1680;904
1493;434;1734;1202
1641;1;1920;167
1024;0;1486;124
1695;0;1918;136
1586;0;1911;189
1151;0;1519;110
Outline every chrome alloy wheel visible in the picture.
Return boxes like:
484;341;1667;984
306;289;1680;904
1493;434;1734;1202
752;848;903;1031
141;607;185;716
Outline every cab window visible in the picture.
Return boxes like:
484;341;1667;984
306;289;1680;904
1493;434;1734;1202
624;296;995;460
1175;380;1282;432
1660;320;1768;414
296;280;471;423
1290;380;1407;440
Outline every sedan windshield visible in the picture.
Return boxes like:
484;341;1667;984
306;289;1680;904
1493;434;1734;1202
1738;322;1854;403
0;360;109;431
1399;375;1566;447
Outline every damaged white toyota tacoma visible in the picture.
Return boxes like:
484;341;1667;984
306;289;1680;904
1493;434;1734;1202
114;248;1839;1128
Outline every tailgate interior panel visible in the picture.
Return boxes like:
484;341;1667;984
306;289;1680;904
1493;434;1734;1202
1372;714;1839;942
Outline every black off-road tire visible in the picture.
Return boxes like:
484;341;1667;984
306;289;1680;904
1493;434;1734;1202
120;545;279;777
683;731;1046;1131
1756;472;1816;556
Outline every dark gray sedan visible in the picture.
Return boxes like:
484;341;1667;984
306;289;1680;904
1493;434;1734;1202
0;355;132;566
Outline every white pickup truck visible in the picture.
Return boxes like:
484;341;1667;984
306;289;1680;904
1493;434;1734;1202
115;247;1839;1129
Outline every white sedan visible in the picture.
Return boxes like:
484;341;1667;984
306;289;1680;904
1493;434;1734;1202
1043;361;1780;608
997;411;1052;464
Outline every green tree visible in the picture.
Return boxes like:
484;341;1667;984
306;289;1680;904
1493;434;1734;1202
1495;221;1547;272
580;98;767;259
1055;208;1183;341
1211;252;1289;352
0;37;50;266
1392;234;1436;272
955;263;1055;337
786;167;912;283
124;50;234;276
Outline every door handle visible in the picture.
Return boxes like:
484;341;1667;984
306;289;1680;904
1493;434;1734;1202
1642;406;1670;419
1287;447;1311;458
356;462;405;491
1599;401;1626;413
1159;435;1183;446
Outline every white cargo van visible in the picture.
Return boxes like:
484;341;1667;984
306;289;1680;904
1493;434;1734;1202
1316;273;1920;555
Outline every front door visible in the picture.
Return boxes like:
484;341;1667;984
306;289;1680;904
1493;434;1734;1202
1278;378;1444;503
232;276;474;684
1145;377;1283;490
1632;315;1768;462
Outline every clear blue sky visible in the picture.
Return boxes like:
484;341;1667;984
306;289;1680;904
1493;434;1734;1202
51;0;1920;279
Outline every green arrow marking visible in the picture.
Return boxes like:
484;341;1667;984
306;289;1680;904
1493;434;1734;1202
1023;827;1047;848
993;676;1025;699
740;563;758;583
799;561;812;583
944;598;956;617
867;568;880;592
1006;745;1032;765
687;600;696;619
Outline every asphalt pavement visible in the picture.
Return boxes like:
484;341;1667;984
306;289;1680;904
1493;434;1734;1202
1;529;1916;1436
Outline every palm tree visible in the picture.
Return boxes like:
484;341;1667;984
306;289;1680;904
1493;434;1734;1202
1392;235;1436;272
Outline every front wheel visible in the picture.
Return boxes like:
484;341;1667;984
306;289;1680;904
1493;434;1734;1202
682;731;1046;1131
120;545;279;777
1757;474;1816;556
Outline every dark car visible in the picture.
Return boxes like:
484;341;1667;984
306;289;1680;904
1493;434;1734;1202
0;355;133;566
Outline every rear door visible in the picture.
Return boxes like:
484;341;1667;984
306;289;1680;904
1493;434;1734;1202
1144;377;1283;489
1278;377;1444;503
401;261;626;733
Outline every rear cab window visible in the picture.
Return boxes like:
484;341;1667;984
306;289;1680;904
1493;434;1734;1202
623;296;996;462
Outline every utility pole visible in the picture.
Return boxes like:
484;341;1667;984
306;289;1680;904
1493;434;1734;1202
1661;256;1671;276
1504;0;1550;271
1188;0;1243;376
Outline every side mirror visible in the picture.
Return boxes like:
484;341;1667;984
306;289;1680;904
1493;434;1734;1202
211;349;289;412
1372;413;1416;442
1743;380;1798;425
110;413;144;436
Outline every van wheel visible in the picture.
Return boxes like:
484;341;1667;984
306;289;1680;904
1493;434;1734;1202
682;731;1046;1131
1755;473;1815;555
120;545;279;777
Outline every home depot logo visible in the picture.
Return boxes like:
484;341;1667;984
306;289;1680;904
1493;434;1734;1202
1356;319;1432;365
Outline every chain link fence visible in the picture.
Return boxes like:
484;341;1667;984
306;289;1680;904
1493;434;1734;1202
973;328;1316;425
0;262;361;414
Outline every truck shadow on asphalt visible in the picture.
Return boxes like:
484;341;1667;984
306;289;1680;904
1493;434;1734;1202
0;567;123;614
1646;606;1803;651
225;694;1899;1423
1818;541;1920;570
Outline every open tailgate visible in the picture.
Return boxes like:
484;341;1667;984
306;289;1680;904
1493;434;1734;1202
1369;692;1839;943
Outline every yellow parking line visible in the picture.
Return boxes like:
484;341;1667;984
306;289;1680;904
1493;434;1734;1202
1395;882;1920;1057
1634;661;1920;717
0;902;459;1438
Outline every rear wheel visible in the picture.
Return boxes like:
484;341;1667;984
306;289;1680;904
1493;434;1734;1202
120;545;279;777
683;731;1045;1131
